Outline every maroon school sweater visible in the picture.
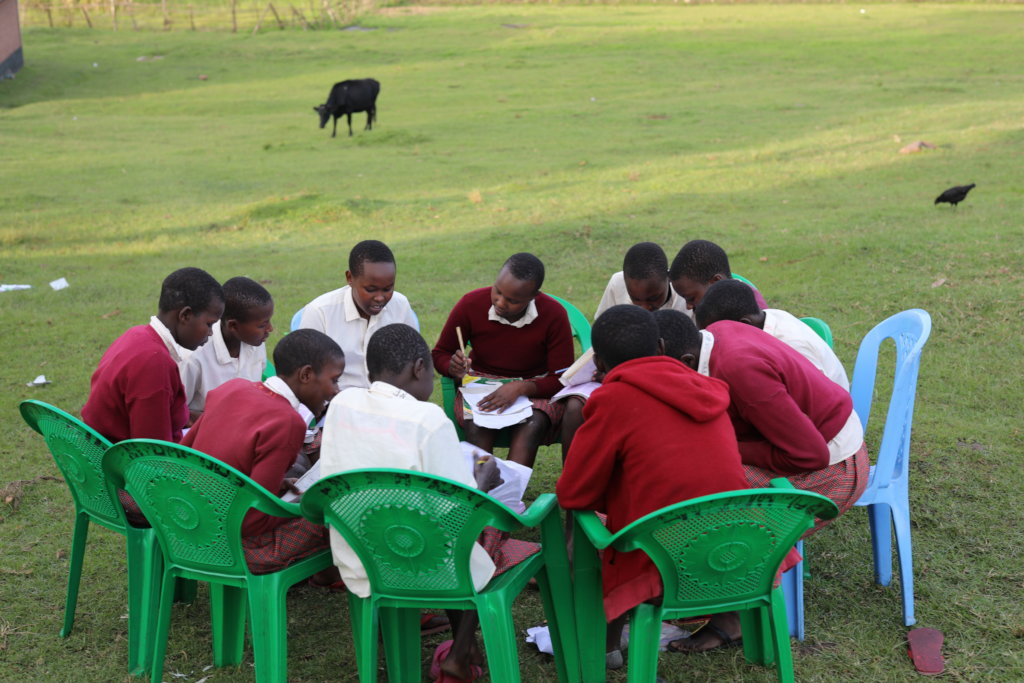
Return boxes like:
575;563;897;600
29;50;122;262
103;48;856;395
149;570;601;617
431;287;574;398
706;320;854;475
181;379;307;537
81;324;188;443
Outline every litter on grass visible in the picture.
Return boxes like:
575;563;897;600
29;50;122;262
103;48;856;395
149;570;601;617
0;284;31;293
26;375;50;387
49;277;69;290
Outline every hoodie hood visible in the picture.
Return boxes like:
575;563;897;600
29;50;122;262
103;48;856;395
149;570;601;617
601;355;731;423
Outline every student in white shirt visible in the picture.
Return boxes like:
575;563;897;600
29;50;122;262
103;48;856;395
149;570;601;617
594;241;691;319
299;240;418;391
181;277;273;422
693;278;851;389
321;323;513;683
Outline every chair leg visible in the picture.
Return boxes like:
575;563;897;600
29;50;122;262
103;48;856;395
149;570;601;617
625;603;662;683
347;593;380;683
247;576;289;683
210;584;247;667
891;504;916;627
739;607;772;666
534;568;578;683
572;523;607;683
768;590;796;683
60;512;90;639
125;526;163;676
380;607;421;683
149;571;177;683
867;502;894;586
478;592;521;683
780;540;805;641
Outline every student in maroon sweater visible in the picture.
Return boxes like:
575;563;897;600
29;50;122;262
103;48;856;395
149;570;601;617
82;267;224;443
668;239;768;311
432;253;574;468
666;316;867;653
557;305;749;665
181;329;344;575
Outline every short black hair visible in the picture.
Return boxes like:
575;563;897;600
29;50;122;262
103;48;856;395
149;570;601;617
694;279;760;329
501;252;545;292
653;309;701;359
222;277;273;323
348;240;396;277
272;329;343;377
622;242;669;281
592;305;660;371
366;324;431;378
669;240;731;284
158;267;224;314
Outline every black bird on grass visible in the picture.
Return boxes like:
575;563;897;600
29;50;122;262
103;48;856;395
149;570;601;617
935;183;975;207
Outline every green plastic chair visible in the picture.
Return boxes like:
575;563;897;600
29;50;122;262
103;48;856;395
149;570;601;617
731;272;758;290
102;439;334;683
799;316;834;349
572;480;839;683
18;399;174;676
300;469;579;683
440;294;593;444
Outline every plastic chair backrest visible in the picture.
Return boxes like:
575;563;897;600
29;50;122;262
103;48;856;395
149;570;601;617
605;488;837;611
302;469;524;599
731;272;757;290
19;400;124;531
290;307;305;332
103;439;303;579
547;293;592;352
850;309;931;488
799;316;834;349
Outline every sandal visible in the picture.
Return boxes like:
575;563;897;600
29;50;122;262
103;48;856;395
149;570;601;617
666;622;742;653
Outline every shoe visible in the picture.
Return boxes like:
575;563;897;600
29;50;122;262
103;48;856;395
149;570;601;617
606;649;623;670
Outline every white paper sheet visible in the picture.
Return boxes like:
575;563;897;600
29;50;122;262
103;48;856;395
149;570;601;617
281;460;321;503
551;381;601;403
460;442;532;513
461;381;532;429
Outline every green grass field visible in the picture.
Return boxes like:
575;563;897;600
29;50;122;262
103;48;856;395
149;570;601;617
2;4;1023;680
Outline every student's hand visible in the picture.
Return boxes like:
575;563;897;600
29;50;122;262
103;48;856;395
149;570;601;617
477;381;526;413
450;350;471;379
473;455;504;493
592;368;606;383
281;478;302;498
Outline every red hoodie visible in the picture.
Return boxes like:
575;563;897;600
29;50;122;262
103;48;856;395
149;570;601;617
557;355;748;621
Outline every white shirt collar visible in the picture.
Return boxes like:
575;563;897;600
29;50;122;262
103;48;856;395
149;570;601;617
488;299;538;329
697;329;715;377
368;380;416;401
149;315;189;365
343;287;363;323
210;320;235;365
264;375;301;411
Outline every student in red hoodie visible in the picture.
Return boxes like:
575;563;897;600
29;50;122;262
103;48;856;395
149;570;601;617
556;305;748;667
82;267;224;443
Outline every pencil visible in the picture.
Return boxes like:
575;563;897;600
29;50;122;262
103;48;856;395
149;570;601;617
456;326;467;360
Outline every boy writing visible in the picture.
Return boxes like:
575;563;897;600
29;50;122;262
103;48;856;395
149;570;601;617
432;253;574;468
300;240;419;390
180;329;343;577
556;305;749;664
82;267;223;444
181;276;274;422
321;323;529;682
668;239;768;311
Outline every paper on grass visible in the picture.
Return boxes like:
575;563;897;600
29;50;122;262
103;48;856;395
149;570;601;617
461;380;532;430
1;284;32;293
460;442;532;513
281;460;321;503
49;277;70;291
26;374;50;387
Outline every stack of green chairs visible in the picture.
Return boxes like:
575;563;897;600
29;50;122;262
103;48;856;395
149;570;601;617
102;439;333;683
573;480;838;682
440;293;592;444
301;469;579;682
19;399;176;676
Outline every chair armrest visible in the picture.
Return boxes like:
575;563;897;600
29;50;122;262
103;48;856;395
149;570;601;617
574;510;616;550
769;477;795;489
515;493;557;527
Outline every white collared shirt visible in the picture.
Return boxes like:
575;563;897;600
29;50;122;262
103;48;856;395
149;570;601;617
320;381;496;598
697;329;716;378
594;271;692;320
299;286;418;390
181;320;267;412
149;315;191;366
488;299;538;328
762;310;850;390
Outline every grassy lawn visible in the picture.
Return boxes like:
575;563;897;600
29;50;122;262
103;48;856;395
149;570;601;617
2;3;1023;680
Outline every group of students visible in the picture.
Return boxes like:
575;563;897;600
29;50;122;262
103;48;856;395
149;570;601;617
78;237;867;680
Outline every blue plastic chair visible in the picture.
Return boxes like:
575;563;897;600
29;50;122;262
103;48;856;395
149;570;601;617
850;309;931;626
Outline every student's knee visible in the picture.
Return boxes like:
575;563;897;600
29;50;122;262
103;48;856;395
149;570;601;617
520;411;551;444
